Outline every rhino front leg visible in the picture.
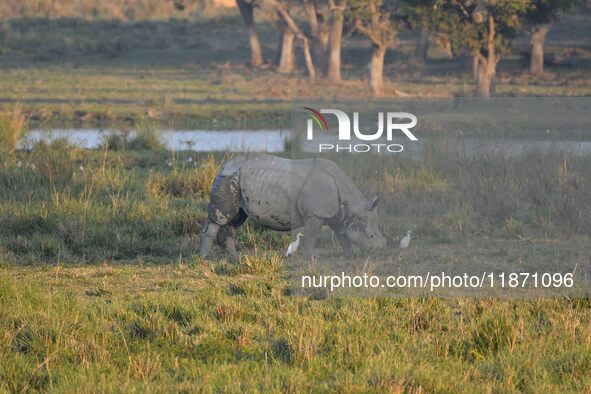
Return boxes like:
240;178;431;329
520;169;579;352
330;223;352;256
303;216;323;259
199;220;220;258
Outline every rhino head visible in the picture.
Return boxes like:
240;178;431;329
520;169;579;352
344;196;387;251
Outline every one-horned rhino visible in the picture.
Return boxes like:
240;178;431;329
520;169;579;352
199;155;387;259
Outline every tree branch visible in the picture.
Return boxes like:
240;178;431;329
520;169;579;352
354;18;382;46
452;0;471;19
270;0;306;40
487;14;498;67
268;0;317;79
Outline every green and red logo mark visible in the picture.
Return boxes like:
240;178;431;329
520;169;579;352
304;107;329;131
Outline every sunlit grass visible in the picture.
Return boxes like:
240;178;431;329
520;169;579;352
1;263;590;392
0;135;589;391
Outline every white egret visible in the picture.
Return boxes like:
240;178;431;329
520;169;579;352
285;233;304;257
399;230;411;249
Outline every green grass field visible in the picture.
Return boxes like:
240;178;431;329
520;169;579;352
0;138;589;391
1;9;591;393
2;263;591;392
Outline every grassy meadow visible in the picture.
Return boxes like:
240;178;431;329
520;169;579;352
1;5;591;393
0;122;590;390
2;264;591;392
0;15;591;128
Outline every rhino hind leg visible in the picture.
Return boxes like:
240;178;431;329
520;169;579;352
199;220;220;258
216;225;237;260
199;172;241;259
216;209;248;260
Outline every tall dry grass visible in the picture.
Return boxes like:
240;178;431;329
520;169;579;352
0;105;26;160
30;138;83;190
0;136;589;263
148;154;218;198
326;141;591;241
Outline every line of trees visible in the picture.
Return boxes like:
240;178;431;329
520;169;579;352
174;0;586;97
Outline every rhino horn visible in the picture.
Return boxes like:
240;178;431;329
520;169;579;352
366;195;379;211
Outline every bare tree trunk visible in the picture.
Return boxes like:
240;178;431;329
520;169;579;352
320;31;330;54
475;16;498;98
304;0;320;38
472;51;479;80
317;29;330;77
370;44;387;96
277;24;295;73
302;37;317;80
413;28;430;63
475;59;495;97
236;0;264;67
327;1;346;82
272;0;316;80
304;0;329;75
530;22;553;76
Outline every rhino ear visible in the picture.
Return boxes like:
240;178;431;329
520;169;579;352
367;196;379;211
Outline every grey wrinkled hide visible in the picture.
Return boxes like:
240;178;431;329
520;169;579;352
199;155;387;259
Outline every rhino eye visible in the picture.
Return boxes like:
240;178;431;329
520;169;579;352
348;217;367;232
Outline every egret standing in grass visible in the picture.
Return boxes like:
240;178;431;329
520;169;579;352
285;233;304;257
399;230;411;249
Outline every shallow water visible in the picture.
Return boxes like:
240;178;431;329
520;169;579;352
23;129;291;152
20;129;591;157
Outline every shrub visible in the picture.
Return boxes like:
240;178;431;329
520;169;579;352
432;206;476;237
148;155;218;198
101;131;128;151
196;154;218;196
148;169;204;198
30;138;82;189
128;121;165;151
